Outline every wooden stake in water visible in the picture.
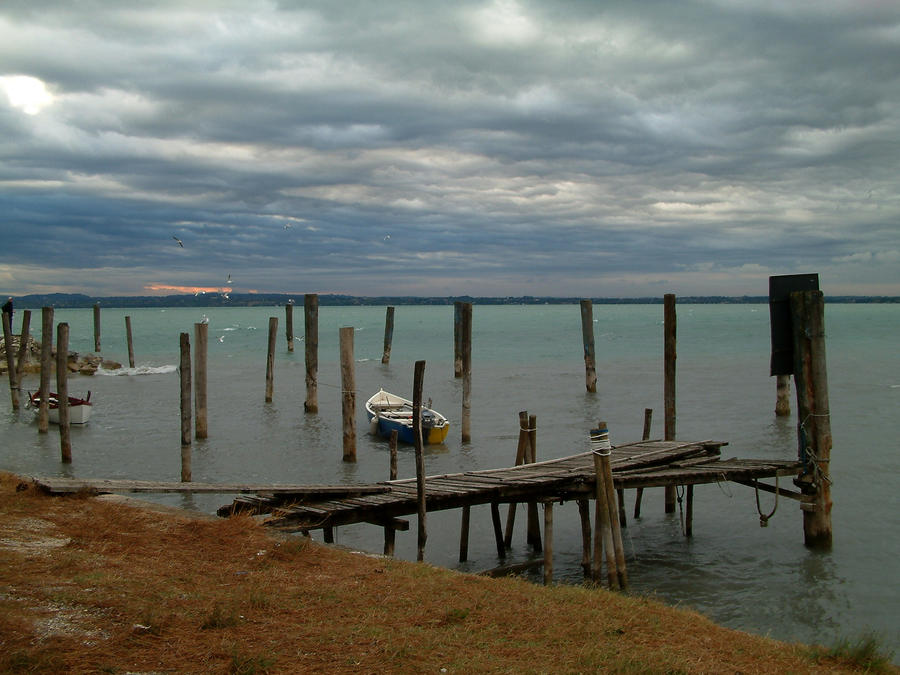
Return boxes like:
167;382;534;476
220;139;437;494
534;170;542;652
56;323;72;463
38;307;53;433
14;310;31;391
503;410;530;548
634;408;653;518
525;414;542;552
453;301;463;378
93;302;101;352
179;332;192;481
194;322;208;439
412;359;427;560
460;302;472;442
125;315;135;368
580;299;597;393
2;311;18;409
592;450;618;589
790;289;833;548
543;500;554;585
664;293;677;514
285;302;294;353
384;429;399;556
339;326;356;462
265;317;278;403
775;374;791;417
304;294;319;413
382;306;394;364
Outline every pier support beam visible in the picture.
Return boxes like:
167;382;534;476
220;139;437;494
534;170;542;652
790;290;833;548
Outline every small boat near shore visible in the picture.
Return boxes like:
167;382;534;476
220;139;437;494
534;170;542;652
366;389;449;445
28;390;93;425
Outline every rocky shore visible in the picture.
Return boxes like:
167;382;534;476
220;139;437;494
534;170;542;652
0;335;122;376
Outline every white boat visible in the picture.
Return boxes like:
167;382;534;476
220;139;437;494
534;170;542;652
29;390;93;425
365;389;449;444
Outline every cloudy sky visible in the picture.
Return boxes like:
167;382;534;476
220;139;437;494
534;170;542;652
1;1;898;298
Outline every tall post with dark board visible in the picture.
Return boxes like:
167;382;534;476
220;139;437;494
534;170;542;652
194;321;208;439
663;294;677;513
413;360;427;561
179;332;192;481
460;302;473;442
285;302;294;353
382;306;394;364
93;302;101;352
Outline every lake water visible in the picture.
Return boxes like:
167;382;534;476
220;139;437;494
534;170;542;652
2;302;898;659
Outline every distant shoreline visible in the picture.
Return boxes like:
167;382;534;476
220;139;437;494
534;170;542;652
8;292;899;309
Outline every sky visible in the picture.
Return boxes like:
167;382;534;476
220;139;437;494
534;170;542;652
1;1;898;299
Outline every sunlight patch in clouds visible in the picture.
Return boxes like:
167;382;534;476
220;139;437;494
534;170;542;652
0;75;54;115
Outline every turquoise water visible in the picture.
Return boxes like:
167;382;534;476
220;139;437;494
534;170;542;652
2;302;898;658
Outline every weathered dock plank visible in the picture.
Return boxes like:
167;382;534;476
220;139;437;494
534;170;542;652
30;477;391;497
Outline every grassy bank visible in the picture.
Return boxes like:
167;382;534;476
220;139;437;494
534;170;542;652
0;472;893;674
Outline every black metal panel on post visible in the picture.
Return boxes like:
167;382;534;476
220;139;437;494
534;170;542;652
769;273;818;376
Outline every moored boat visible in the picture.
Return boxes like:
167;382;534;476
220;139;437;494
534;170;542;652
29;390;93;425
365;389;449;444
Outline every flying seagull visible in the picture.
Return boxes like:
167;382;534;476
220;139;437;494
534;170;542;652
173;236;183;247
226;274;232;284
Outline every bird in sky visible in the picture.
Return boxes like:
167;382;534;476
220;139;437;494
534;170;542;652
226;274;232;284
384;234;391;241
173;236;183;247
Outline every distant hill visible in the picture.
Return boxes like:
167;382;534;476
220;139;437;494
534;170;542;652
6;292;898;309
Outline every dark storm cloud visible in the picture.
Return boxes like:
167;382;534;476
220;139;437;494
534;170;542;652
1;0;898;297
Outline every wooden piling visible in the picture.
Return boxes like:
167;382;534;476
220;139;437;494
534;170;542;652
340;326;356;462
56;323;72;463
38;307;53;433
382;306;394;364
577;499;592;576
490;502;505;559
592;450;618;589
790;290;833;548
2;311;18;409
285;303;294;352
93;302;101;352
304;294;318;413
412;359;427;560
453;301;463;378
14;310;31;391
580;299;597;393
384;429;399;556
265;317;277;403
526;413;542;552
194;322;208;439
775;374;791;417
543;501;554;585
460;302;472;442
459;505;471;562
125;315;135;368
596;424;628;588
179;332;192;481
664;294;677;514
634;408;652;518
685;484;694;537
503;410;530;548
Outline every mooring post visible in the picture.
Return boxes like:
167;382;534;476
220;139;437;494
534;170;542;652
56;323;72;463
179;332;192;481
503;410;530;547
93;302;100;352
685;484;694;537
543;501;554;585
460;302;472;442
580;299;597;393
775;374;791;417
265;317;278;403
384;429;399;557
790;290;833;548
526;414;542;552
125;315;135;368
453;301;463;378
490;502;505;559
38;307;53;433
412;359;427;561
304;294;318;413
285;302;294;353
2;311;19;409
340;326;356;462
577;499;592;577
13;310;31;394
382;306;394;365
459;505;471;562
664;293;677;514
597;422;628;589
592;450;619;589
194;322;208;439
634;408;653;518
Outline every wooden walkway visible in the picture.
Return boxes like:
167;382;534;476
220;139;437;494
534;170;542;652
218;439;802;532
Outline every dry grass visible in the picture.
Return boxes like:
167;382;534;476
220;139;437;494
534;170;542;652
0;471;893;674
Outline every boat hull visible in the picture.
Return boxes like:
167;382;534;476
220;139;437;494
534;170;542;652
29;392;93;425
366;389;449;445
